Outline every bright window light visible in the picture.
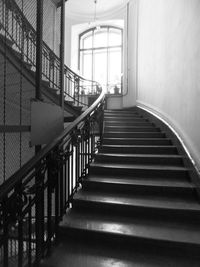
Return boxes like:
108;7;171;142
79;26;123;94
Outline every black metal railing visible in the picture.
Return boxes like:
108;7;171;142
0;92;105;267
0;0;101;106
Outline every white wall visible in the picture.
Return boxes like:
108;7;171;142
136;0;200;170
122;0;138;108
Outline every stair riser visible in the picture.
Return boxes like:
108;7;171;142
58;226;200;255
104;117;144;121
94;155;183;166
103;132;166;138
105;110;138;113
104;117;148;122
89;166;188;179
72;200;200;223
82;181;194;197
0;34;14;47
100;146;178;154
104;127;160;132
104;112;140;116
103;139;172;146
58;228;200;260
105;122;153;126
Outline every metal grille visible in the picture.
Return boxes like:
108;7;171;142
0;0;62;184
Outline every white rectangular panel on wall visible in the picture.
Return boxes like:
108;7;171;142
31;100;64;145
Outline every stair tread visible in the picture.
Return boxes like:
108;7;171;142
101;144;176;148
85;176;192;188
105;126;158;128
74;191;200;211
61;209;200;245
104;117;147;121
104;131;165;135
91;162;188;171
39;238;200;267
103;138;169;141
96;153;182;158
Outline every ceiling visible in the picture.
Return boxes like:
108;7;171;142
65;0;129;20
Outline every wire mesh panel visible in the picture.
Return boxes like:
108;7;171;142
0;0;63;184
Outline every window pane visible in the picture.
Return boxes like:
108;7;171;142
94;49;107;92
109;29;122;46
83;35;93;49
93;30;108;48
108;48;122;93
82;51;92;80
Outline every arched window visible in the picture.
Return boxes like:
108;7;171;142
79;26;123;94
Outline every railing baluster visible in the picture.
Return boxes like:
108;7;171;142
18;186;23;267
59;153;64;217
3;197;8;267
28;198;32;267
35;166;44;265
67;149;70;206
63;160;66;208
71;144;74;197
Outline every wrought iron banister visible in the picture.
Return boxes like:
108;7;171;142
0;92;105;266
0;0;101;107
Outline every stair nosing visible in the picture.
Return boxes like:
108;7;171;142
61;220;200;247
73;193;200;212
96;153;183;158
84;177;193;189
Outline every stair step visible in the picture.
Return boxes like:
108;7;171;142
103;131;166;138
104;126;160;132
72;191;200;220
42;79;50;87
83;176;194;196
84;175;192;187
8;48;33;70
104;116;148;122
105;121;154;126
40;236;200;267
64;116;75;122
60;209;200;251
103;138;172;145
90;162;189;178
95;153;183;166
104;114;147;118
85;174;191;184
100;145;178;154
104;111;142;117
104;109;138;114
104;115;143;120
65;100;74;105
0;33;14;47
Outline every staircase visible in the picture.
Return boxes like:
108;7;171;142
40;108;200;267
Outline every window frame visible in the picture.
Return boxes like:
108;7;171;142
78;25;123;94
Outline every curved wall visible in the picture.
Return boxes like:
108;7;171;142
136;0;200;170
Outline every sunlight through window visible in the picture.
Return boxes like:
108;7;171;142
79;26;123;94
